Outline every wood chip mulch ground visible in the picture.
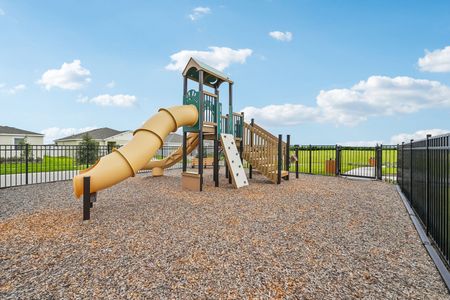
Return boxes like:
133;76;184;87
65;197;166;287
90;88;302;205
1;170;448;299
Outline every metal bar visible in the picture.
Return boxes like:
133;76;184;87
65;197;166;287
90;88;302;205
198;70;204;191
335;145;340;176
285;135;290;180
214;124;219;187
426;134;431;235
229;83;233;136
295;145;299;178
83;176;91;221
410;139;413;206
277;134;282;184
309;144;312;174
25;143;29;185
182;132;187;172
401;142;404;192
249;118;254;179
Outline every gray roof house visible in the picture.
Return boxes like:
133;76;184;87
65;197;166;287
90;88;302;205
0;126;44;145
54;127;132;146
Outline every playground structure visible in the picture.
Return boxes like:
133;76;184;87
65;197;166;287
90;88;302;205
73;58;291;220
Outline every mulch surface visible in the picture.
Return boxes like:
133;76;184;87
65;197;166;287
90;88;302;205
1;170;448;299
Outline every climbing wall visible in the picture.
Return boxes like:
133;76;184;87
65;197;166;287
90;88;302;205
220;133;249;188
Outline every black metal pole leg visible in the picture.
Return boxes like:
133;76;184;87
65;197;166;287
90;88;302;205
83;176;91;220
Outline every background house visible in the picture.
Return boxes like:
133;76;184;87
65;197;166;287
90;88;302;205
0;125;44;145
164;133;182;147
54;127;132;147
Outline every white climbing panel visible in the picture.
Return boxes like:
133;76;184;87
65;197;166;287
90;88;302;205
221;133;249;189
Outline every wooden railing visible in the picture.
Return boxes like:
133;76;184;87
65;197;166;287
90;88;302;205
242;121;287;182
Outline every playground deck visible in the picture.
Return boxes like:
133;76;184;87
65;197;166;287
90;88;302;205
0;170;448;298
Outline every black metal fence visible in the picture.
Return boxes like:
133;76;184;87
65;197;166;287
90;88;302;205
291;144;397;182
0;144;218;189
397;134;450;266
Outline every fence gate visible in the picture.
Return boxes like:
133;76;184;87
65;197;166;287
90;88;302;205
339;146;380;179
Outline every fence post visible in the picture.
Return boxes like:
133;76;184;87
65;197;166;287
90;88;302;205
426;134;431;235
249;118;254;179
396;144;399;185
401;142;404;192
410;139;413;205
277;134;282;184
285;135;290;180
295;145;299;179
83;176;91;221
85;145;89;169
335;145;340;176
376;144;383;180
25;144;29;185
309;144;312;174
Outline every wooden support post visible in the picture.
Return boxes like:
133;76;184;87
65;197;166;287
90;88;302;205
277;134;282;184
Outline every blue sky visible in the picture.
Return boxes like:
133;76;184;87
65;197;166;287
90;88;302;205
0;0;449;144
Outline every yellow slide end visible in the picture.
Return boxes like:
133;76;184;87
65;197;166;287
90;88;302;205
72;105;198;198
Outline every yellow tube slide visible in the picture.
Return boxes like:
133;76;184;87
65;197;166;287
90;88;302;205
72;105;198;198
141;132;199;176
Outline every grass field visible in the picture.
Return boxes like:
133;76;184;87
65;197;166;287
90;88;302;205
0;156;88;175
289;148;398;176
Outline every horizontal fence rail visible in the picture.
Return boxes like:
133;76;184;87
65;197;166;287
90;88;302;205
0;144;219;189
290;144;397;182
398;134;450;267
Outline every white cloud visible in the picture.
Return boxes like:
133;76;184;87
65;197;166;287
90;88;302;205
166;46;253;72
390;129;449;144
38;60;91;90
41;126;97;144
242;76;450;127
0;83;26;95
418;46;450;73
0;8;5;16
269;31;293;42
188;6;211;21
242;104;321;126
106;80;115;88
78;94;136;107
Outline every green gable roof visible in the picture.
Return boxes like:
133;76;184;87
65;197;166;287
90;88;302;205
182;57;233;88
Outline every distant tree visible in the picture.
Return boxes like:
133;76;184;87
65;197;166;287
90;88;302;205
19;136;32;160
77;134;99;165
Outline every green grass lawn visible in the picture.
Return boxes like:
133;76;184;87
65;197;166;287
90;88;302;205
289;148;397;176
0;156;91;175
